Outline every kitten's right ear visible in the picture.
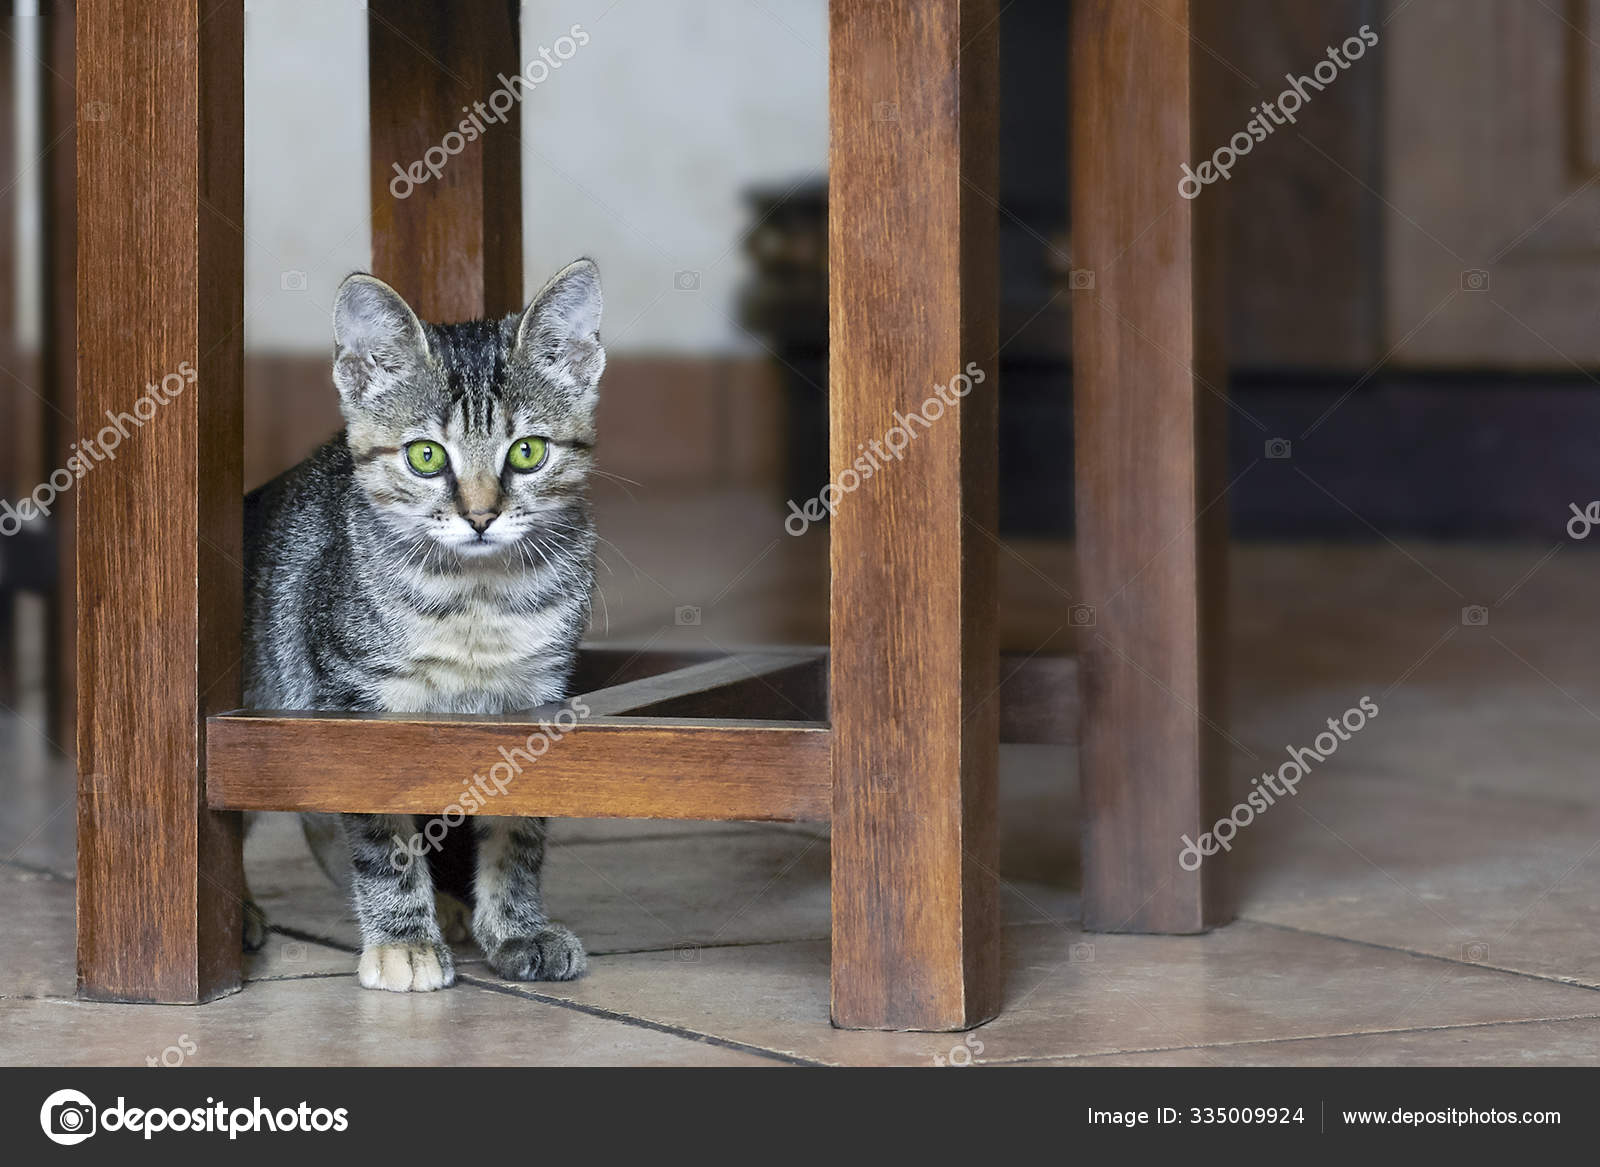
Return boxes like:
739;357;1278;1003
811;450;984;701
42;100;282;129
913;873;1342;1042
332;274;429;406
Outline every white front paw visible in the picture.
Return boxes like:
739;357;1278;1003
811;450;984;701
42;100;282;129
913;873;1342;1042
357;942;455;992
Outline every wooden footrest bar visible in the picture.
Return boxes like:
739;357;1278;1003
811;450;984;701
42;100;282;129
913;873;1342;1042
207;711;831;822
205;645;1077;824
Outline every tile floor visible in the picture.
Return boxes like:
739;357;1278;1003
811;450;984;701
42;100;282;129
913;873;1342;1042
4;489;1600;1065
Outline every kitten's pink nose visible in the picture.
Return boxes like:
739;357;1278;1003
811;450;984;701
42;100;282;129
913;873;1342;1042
466;510;499;534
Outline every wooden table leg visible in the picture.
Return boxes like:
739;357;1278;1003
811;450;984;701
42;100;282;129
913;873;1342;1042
1071;0;1230;934
829;0;1001;1030
368;0;522;321
75;0;244;1002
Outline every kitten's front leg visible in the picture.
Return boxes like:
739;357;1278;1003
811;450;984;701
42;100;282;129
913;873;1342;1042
472;817;587;981
344;813;456;992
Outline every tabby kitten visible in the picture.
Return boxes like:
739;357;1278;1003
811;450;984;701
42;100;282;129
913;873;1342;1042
243;260;603;992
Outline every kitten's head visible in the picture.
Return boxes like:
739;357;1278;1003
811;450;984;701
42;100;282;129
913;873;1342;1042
330;259;604;559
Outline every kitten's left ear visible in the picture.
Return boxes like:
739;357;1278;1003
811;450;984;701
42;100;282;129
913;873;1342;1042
514;258;605;403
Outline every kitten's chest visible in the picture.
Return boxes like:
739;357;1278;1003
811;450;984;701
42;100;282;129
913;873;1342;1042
378;595;572;715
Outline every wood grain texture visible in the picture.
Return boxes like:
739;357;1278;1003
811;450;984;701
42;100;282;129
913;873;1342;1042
43;0;76;751
207;712;831;822
75;0;244;1001
828;0;1002;1030
1072;0;1229;934
369;0;522;321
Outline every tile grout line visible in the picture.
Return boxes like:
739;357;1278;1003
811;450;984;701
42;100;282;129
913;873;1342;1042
456;975;825;1067
1238;916;1600;993
978;1012;1600;1066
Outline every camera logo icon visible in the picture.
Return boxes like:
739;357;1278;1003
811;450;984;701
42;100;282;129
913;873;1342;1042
1460;269;1490;292
280;269;308;292
1068;268;1095;291
673;270;700;291
40;1088;97;1145
1463;941;1490;963
1265;438;1292;459
1461;605;1489;627
874;101;899;122
674;943;700;963
674;605;701;626
1069;603;1096;628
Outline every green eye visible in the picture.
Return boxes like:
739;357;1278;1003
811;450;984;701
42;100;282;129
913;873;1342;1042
506;436;548;473
405;440;447;476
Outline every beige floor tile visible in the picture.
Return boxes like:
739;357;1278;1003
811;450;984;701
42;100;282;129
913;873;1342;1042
468;920;1600;1066
1235;774;1600;989
0;726;74;878
1039;1016;1600;1066
0;978;778;1067
0;866;76;998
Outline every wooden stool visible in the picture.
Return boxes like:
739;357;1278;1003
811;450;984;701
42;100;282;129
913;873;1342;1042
74;0;1224;1030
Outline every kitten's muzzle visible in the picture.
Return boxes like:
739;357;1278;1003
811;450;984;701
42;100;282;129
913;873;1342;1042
465;509;499;534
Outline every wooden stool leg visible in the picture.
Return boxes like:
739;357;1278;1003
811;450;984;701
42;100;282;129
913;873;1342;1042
829;0;1001;1031
76;0;244;1002
368;0;522;321
1072;0;1230;933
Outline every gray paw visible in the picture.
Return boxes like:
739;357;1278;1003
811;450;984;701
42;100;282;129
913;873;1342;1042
486;924;588;982
242;900;269;952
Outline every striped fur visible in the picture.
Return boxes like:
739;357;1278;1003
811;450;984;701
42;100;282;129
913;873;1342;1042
243;261;603;991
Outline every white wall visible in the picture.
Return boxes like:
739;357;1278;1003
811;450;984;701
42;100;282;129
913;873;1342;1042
520;0;826;352
243;0;372;353
241;0;826;355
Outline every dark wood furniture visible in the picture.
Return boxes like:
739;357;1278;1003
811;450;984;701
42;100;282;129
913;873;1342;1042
75;0;1226;1028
